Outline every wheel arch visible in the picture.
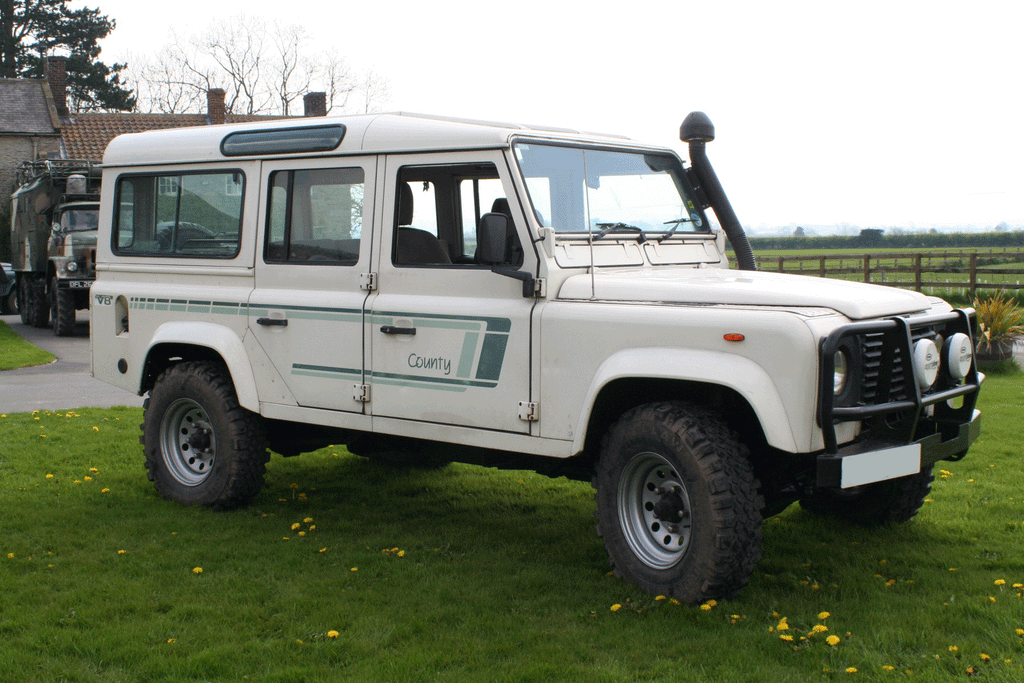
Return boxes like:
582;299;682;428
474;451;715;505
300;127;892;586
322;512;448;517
572;348;799;459
142;322;259;411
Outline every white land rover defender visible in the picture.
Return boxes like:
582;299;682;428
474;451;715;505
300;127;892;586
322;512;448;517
91;111;982;603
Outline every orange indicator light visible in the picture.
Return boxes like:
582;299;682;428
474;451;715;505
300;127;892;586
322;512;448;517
723;334;745;342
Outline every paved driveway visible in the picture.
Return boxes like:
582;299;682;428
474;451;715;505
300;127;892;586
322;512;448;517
0;311;144;413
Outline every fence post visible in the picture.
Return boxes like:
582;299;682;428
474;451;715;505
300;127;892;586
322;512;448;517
915;254;922;292
819;255;826;278
969;253;977;295
863;254;870;284
778;256;785;273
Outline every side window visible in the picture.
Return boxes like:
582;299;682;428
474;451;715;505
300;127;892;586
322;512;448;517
114;171;244;258
392;164;521;267
265;167;363;265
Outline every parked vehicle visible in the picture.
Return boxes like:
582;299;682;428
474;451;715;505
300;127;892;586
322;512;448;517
9;159;100;335
1;261;17;314
90;112;982;603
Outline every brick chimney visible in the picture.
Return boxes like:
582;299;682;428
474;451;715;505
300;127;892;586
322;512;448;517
303;92;327;117
207;88;226;125
45;56;69;117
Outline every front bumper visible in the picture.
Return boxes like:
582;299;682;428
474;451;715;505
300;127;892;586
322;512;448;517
816;408;981;488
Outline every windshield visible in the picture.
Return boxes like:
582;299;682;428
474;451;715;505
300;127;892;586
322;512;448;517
513;143;708;237
60;208;99;232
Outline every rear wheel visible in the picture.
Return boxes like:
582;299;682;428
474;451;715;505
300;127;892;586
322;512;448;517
799;465;935;526
594;402;763;604
20;276;49;327
143;361;269;510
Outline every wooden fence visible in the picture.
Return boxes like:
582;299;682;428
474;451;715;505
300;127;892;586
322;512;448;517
765;248;1024;294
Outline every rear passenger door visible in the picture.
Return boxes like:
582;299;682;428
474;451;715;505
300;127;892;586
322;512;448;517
367;151;534;433
248;156;377;413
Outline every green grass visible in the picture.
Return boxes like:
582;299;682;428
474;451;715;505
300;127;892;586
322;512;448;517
0;320;56;370
2;373;1024;682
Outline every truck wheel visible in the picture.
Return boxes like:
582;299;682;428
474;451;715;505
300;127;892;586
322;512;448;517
142;361;269;510
50;277;76;336
593;402;763;604
798;465;934;526
20;277;49;327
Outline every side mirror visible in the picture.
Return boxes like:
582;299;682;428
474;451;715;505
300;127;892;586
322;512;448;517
477;213;509;265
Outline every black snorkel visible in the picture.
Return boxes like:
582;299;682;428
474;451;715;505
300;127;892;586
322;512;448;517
680;112;757;271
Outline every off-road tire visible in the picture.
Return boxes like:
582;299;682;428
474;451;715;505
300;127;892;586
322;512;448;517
142;361;269;510
20;277;49;328
593;402;763;604
798;465;935;526
50;277;76;336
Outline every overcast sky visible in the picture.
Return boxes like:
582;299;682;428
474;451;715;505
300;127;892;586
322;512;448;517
84;0;1023;232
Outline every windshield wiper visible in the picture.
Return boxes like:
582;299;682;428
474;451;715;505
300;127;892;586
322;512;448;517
593;222;646;243
657;216;695;243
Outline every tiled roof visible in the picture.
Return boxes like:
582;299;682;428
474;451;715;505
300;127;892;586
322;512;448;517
61;112;289;161
0;79;60;135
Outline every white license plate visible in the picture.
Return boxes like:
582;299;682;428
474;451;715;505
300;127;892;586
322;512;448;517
841;444;921;488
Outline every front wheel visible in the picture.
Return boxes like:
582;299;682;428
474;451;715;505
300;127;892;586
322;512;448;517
143;361;269;510
594;402;763;604
49;277;76;336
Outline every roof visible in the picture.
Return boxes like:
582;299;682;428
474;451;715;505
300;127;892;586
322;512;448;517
0;79;60;135
62;112;287;162
102;112;647;167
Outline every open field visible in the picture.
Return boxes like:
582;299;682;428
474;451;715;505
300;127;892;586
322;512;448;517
1;369;1022;682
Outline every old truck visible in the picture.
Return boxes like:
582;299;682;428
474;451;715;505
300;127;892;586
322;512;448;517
90;112;982;604
10;159;100;335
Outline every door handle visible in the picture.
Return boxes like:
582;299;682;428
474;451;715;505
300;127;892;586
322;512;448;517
380;325;416;336
257;317;288;327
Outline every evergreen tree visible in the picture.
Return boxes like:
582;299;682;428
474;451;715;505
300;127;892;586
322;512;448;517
0;0;134;111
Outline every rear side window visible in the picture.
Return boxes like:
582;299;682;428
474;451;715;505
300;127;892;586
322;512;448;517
265;167;364;265
114;171;244;258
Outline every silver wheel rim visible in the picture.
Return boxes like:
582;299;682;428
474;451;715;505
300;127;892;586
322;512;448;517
617;451;692;569
159;398;217;486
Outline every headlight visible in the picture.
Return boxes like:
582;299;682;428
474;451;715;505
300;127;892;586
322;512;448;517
913;339;940;389
944;333;973;381
66;261;78;272
833;349;849;396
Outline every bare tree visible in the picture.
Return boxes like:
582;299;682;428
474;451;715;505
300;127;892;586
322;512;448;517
126;15;390;116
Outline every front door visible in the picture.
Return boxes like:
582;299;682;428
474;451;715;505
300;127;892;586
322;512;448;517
367;151;534;433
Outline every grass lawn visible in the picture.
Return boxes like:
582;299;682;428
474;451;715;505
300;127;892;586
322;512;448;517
0;320;56;371
0;371;1022;682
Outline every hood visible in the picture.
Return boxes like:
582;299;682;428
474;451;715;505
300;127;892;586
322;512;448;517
557;267;931;320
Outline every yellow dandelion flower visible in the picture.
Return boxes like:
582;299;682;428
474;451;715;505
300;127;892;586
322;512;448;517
826;635;841;646
327;630;339;638
1016;629;1024;636
700;604;712;611
812;624;829;634
192;567;203;574
45;474;53;479
818;611;830;619
83;476;92;482
610;604;622;612
949;645;958;652
291;523;301;530
89;468;98;473
319;548;327;553
995;579;1007;586
882;665;894;671
777;621;789;631
981;653;991;661
6;553;13;559
167;638;175;644
655;595;666;601
350;567;357;572
309;525;316;531
92;426;99;432
706;599;717;607
670;598;680;605
303;518;313;523
117;550;126;555
989;596;997;602
1014;584;1023;589
780;635;793;642
845;667;857;673
289;483;299;489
